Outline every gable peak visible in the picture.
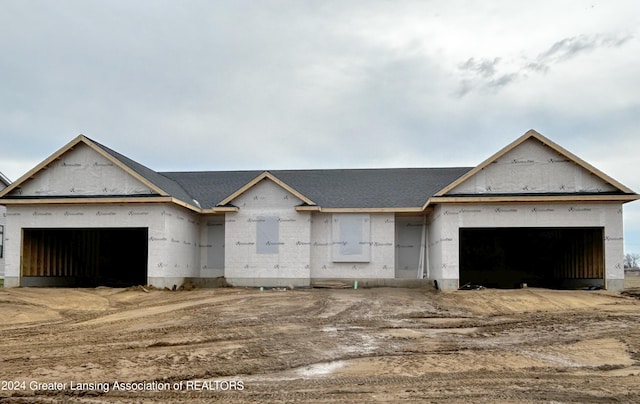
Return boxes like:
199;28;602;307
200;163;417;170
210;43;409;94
435;129;636;196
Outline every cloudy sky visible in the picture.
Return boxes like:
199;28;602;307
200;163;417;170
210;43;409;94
1;0;639;253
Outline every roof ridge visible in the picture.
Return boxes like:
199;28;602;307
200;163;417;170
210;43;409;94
159;166;474;175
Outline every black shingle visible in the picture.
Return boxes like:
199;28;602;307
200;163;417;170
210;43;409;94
89;136;472;209
161;167;472;209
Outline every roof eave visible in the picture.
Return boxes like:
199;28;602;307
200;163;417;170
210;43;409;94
295;206;424;213
426;194;640;206
0;196;176;205
201;206;240;214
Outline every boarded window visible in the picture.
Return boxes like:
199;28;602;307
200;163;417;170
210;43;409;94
256;216;280;254
332;214;371;262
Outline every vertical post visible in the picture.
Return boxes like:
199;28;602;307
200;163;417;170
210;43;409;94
418;215;427;279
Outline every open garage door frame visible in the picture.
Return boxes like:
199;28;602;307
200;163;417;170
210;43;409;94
21;228;148;287
459;227;604;289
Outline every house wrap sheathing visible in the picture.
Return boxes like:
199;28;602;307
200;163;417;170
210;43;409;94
0;171;11;280
0;130;637;290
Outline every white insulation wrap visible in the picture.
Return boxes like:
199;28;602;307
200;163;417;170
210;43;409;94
8;143;155;197
0;206;5;279
224;179;312;284
427;201;625;287
310;213;395;280
2;203;202;287
448;138;617;195
1;131;635;291
395;216;424;279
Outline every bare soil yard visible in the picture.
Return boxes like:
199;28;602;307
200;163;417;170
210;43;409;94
1;279;640;403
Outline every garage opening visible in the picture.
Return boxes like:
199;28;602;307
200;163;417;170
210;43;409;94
459;227;604;289
21;228;148;287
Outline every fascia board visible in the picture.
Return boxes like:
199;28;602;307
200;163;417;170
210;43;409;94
527;131;636;194
0;135;86;198
0;196;176;205
0;135;170;199
295;206;423;213
1;196;206;215
81;137;171;197
0;171;11;187
433;132;532;197
201;206;239;214
427;194;640;204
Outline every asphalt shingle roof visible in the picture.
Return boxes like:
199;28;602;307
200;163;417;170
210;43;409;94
92;140;197;205
5;133;635;209
91;136;473;209
161;167;472;209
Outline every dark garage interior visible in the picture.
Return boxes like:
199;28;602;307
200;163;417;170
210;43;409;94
21;228;148;287
459;227;604;289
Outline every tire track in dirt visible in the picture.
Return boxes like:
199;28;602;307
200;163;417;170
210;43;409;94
2;287;640;402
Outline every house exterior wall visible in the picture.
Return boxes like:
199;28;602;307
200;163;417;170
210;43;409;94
200;216;225;279
394;216;424;279
309;212;396;281
222;180;398;287
2;203;201;288
149;204;202;288
1;134;635;290
0;205;5;280
426;202;625;291
3;199;626;290
0;181;6;280
426;206;458;290
224;180;312;287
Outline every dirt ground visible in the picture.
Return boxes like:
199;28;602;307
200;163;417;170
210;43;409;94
1;278;640;403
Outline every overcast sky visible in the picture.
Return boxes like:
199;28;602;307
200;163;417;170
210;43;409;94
1;0;639;253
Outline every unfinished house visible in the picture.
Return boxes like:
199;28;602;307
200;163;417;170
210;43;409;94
0;171;11;282
0;130;637;290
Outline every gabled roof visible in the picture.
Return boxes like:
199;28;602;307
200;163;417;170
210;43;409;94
0;136;198;209
270;167;471;209
161;167;472;210
217;171;316;206
2;130;637;212
89;138;196;206
435;129;637;197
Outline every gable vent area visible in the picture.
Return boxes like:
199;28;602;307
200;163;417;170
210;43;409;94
21;228;148;287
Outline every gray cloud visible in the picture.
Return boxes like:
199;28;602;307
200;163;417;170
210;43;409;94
456;32;635;97
458;57;502;78
534;33;634;69
1;0;638;251
455;57;520;97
